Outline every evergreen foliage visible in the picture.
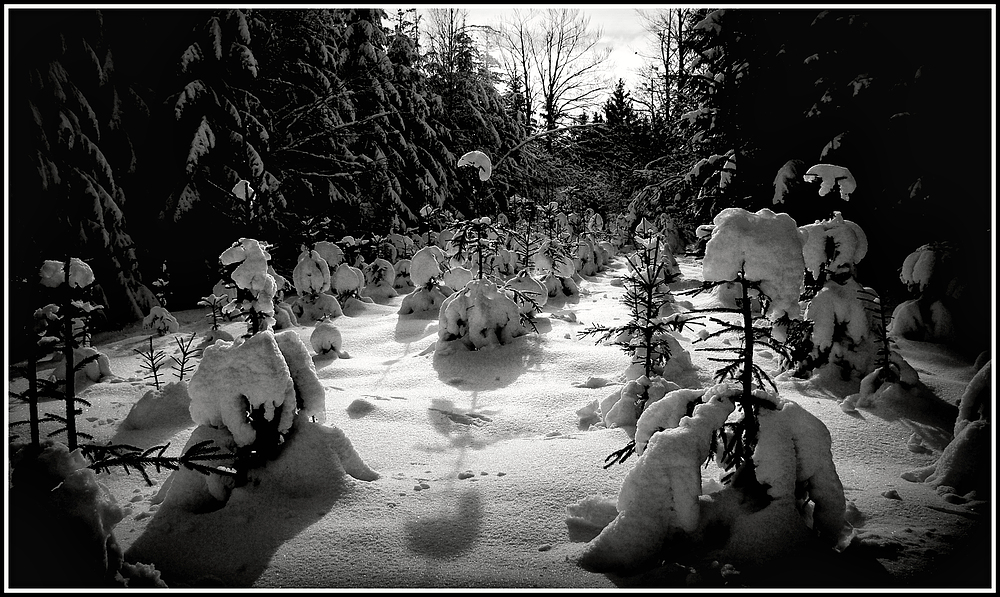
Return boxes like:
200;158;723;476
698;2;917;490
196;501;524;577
134;336;168;390
170;332;200;381
7;7;992;362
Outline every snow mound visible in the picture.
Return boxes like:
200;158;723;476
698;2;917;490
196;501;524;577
121;381;192;430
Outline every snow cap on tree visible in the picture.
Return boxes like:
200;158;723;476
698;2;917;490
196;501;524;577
221;238;276;314
333;265;365;295
702;208;805;320
314;241;344;269
457;150;492;181
899;243;949;293
410;245;445;287
803;163;856;201
39;258;95;288
799;211;868;279
232;179;255;201
189;330;325;446
292;249;332;295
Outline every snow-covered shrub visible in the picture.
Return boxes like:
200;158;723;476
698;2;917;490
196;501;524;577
50;345;113;384
393;258;414;292
902;361;991;500
292;247;332;296
839;349;920;413
399;245;453;316
189;330;325;447
534;237;579;299
288;247;343;324
781;212;876;381
576;383;849;575
314;240;344;269
219;238;278;335
187;329;336;494
360;257;398;302
800;278;877;379
310;320;346;358
333;263;367;301
437;278;527;352
8;441;166;587
443;265;474;291
799;211;867;285
181;327;372;505
598;374;682;437
272;301;298;330
503;269;548;316
889;242;963;344
142;305;179;336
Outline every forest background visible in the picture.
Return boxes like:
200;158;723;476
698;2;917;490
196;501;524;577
6;6;994;362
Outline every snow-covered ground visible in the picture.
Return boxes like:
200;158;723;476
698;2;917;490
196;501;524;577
6;254;994;590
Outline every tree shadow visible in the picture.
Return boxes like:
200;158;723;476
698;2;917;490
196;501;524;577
124;423;369;588
125;486;347;588
404;489;483;559
394;312;438;343
431;334;544;392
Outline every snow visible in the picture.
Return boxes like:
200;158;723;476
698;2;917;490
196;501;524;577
39;257;95;289
142;305;179;336
804;163;857;200
6;252;994;590
291;249;332;296
456;150;492;181
702;207;806;320
799;211;868;280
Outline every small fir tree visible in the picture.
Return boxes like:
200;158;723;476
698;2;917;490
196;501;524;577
580;237;702;466
134;336;168;391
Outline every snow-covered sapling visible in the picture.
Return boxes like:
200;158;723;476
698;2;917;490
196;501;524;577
398;245;452;316
580;237;701;465
143;305;180;337
310;319;347;359
199;294;228;331
151;260;171;308
36;257;107;450
889;241;962;343
534;236;579;298
446;217;503;282
437;276;528;352
361;257;398;302
219;238;279;336
788;212;876;380
839;287;920;413
684;208;803;475
290;245;344;323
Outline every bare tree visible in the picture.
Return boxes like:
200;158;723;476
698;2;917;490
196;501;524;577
634;8;698;122
489;8;610;132
531;9;611;131
487;9;538;130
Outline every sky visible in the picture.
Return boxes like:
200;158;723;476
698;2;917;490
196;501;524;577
384;4;660;99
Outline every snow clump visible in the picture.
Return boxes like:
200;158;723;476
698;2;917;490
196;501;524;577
701;208;805;320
